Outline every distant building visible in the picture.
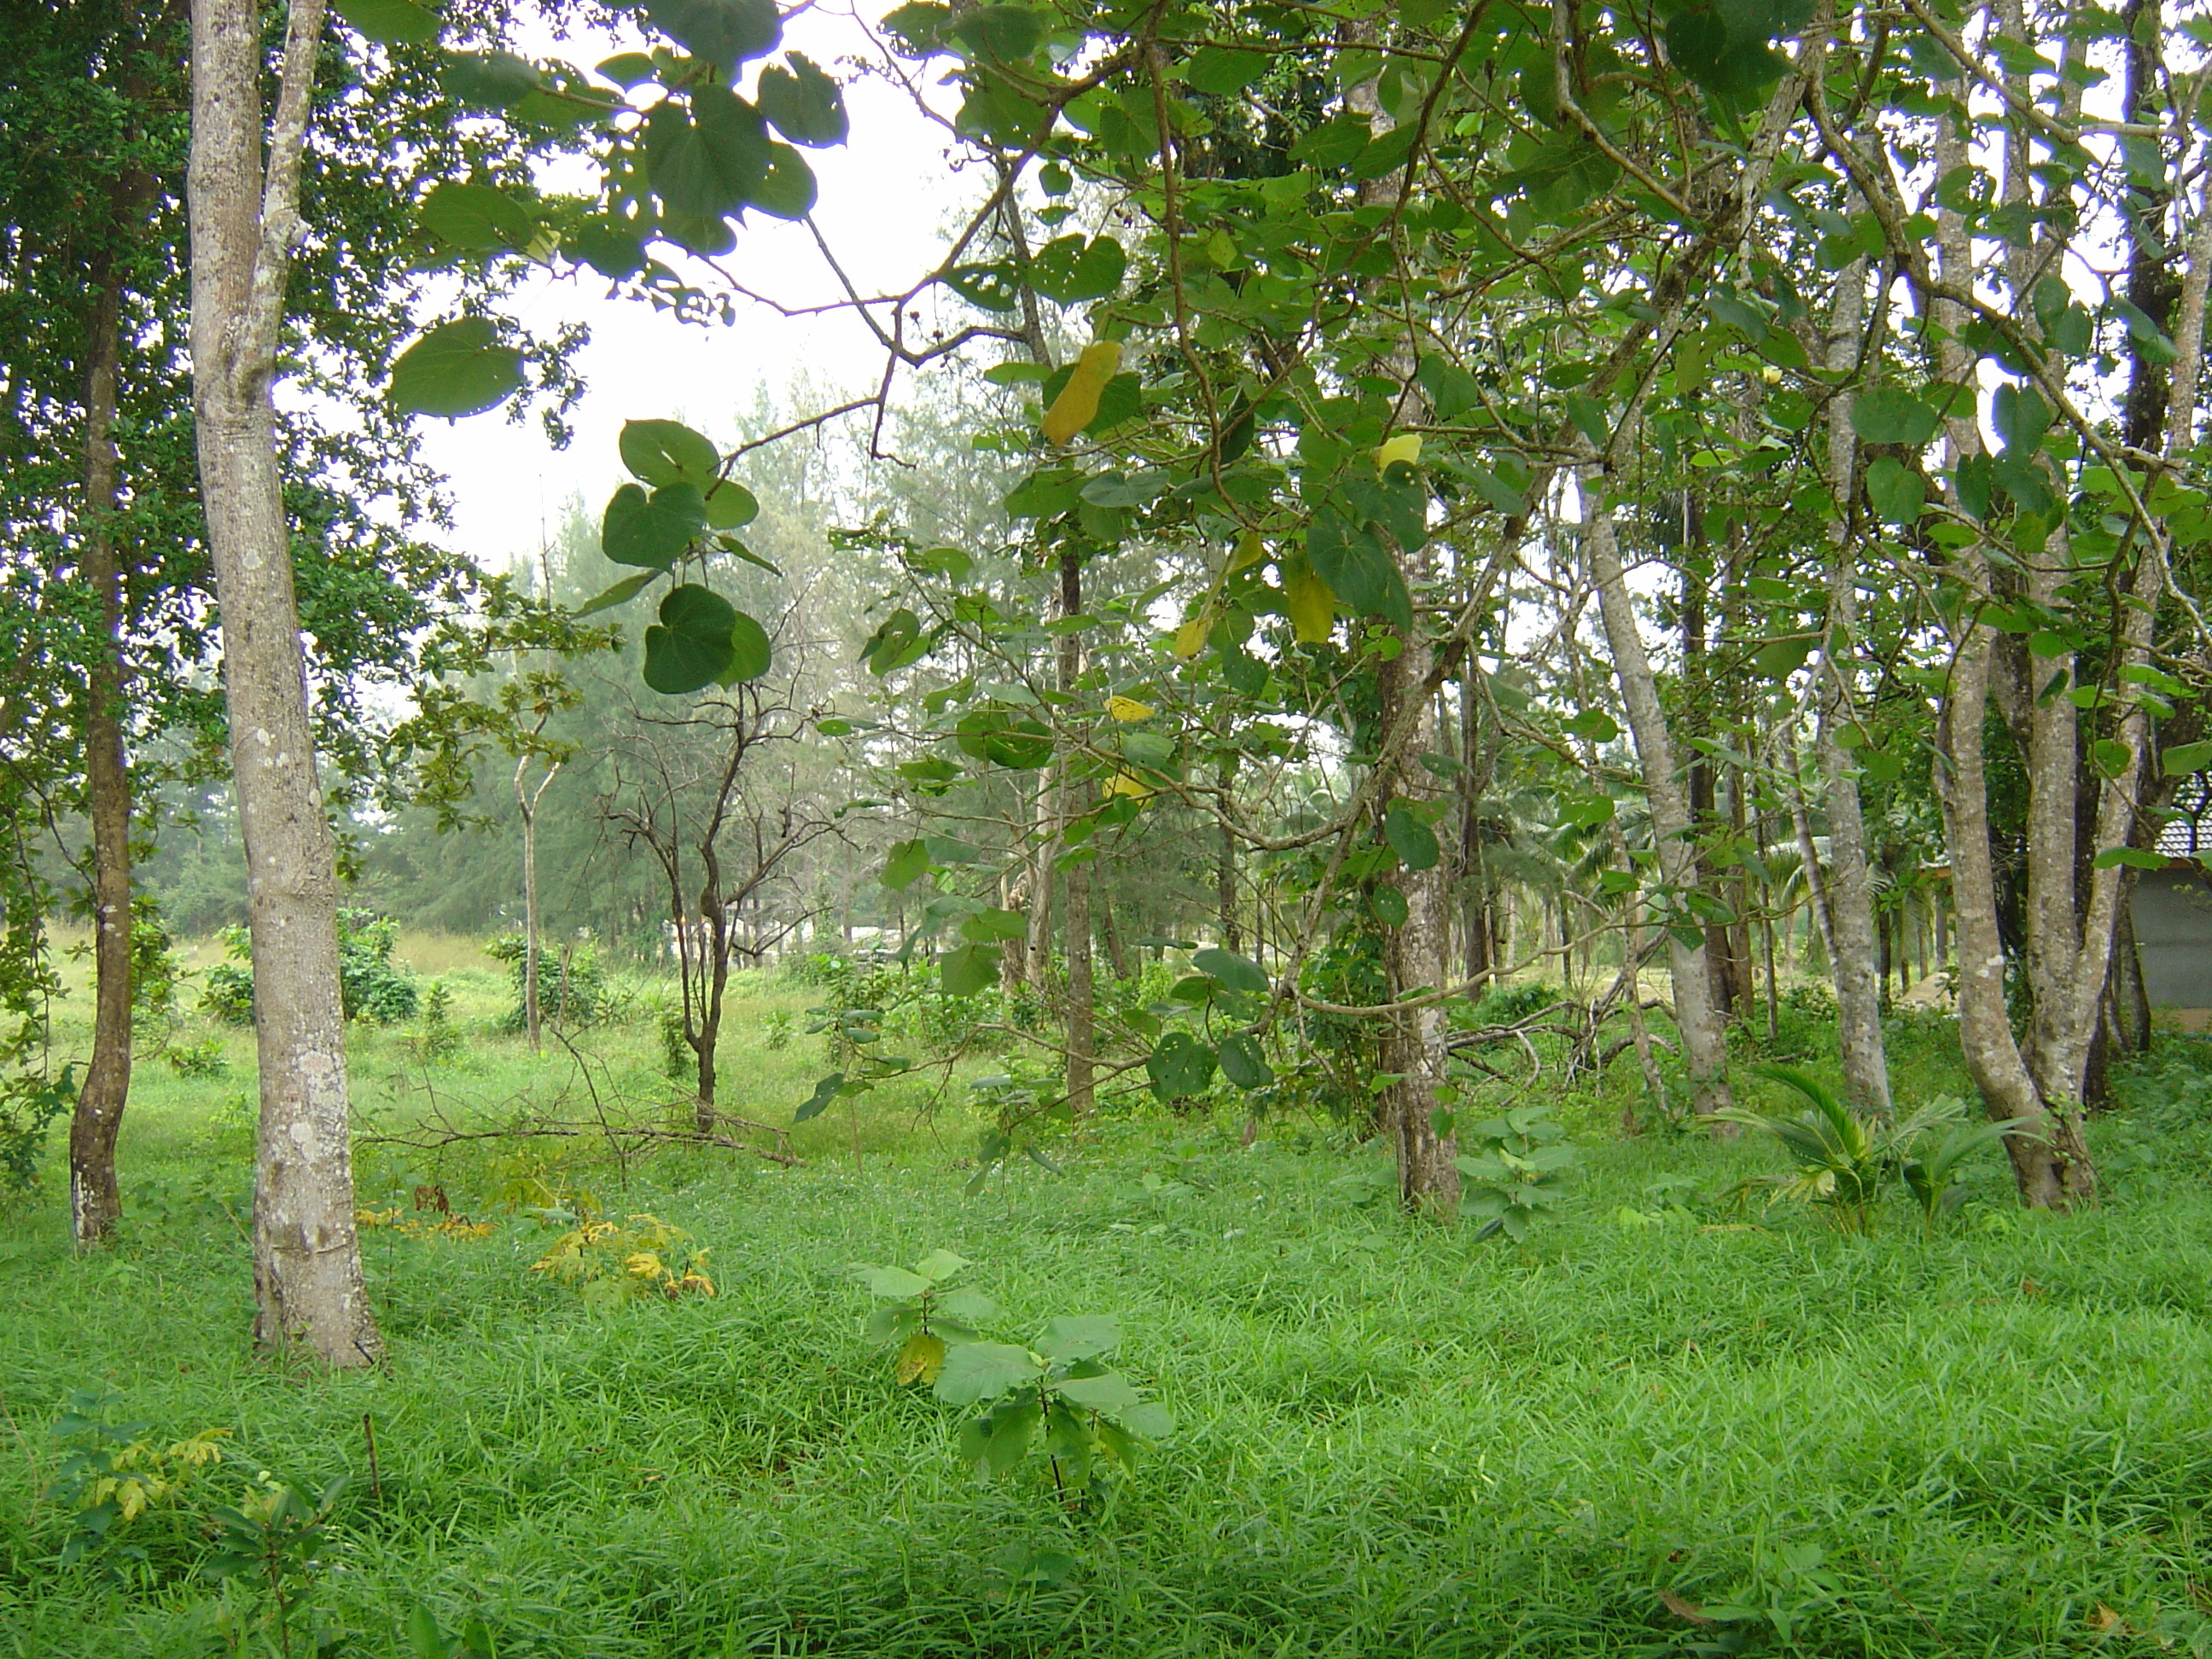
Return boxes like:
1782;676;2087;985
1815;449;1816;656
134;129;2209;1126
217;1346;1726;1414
2134;783;2212;1027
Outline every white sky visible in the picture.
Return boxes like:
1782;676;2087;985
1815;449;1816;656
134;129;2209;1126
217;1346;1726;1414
409;3;970;574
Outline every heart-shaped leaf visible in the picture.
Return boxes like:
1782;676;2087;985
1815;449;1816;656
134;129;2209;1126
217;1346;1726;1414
602;481;705;568
389;318;524;417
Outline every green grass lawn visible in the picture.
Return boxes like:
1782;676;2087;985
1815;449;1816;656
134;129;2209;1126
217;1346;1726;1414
4;968;2212;1656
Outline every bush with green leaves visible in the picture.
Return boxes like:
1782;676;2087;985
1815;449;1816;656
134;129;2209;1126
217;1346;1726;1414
1716;1063;2033;1234
1453;1103;1578;1241
198;910;420;1026
485;933;603;1032
852;1251;1171;1499
0;1066;72;1191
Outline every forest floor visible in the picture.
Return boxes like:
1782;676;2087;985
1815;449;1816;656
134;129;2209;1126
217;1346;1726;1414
4;946;2212;1656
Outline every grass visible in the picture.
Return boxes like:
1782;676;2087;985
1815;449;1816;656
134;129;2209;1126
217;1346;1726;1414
3;960;2212;1656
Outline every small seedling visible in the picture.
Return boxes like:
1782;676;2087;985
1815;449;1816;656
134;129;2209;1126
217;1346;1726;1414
51;1388;228;1574
934;1313;1172;1498
203;1472;347;1659
1455;1105;1578;1240
850;1249;999;1384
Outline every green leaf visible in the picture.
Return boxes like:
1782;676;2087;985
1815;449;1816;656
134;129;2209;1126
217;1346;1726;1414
2163;740;2212;777
950;4;1044;61
389;317;524;417
1191;946;1267;993
1865;456;1926;524
795;1073;844;1123
961;908;1027;942
1993;382;2052;454
647;89;771;218
757;53;848;145
643;0;782;69
882;838;930;890
440;50;541;108
1307;510;1412;632
856;1263;932;1296
567;216;646;278
1383;802;1441;870
1051;1370;1142;1411
331;0;440;46
602;481;705;568
940;943;998;997
418;181;534;252
1851;387;1941;446
406;1604;446;1659
702;480;759;530
1371;885;1410;928
1183;45;1266;94
596;51;658;86
1114;1400;1173;1439
620;418;719;486
1029;235;1127;304
958;1395;1041;1473
644;587;737;695
1146;1030;1216;1100
719;608;771;683
742;143;818;219
1037;1314;1121;1360
1563;709;1619;742
2093;847;2167;870
573;570;658;616
1217;1031;1273;1090
934;1341;1042;1405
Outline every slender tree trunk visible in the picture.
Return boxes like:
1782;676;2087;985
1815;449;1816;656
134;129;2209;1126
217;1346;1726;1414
1057;550;1094;1119
1586;474;1734;1127
1377;618;1459;1214
189;0;381;1362
1216;754;1240;952
1813;250;1893;1115
71;270;131;1249
516;755;550;1055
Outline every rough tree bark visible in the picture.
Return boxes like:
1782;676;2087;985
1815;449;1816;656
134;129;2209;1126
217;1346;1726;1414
1585;471;1735;1126
69;267;132;1249
1813;250;1894;1115
189;0;382;1362
1376;607;1459;1214
1057;549;1095;1119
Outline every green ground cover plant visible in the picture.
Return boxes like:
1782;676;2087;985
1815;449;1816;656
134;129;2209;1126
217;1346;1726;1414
3;971;2212;1656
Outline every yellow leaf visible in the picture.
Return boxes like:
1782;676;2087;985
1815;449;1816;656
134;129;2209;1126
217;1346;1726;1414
2086;1604;2122;1635
1375;433;1422;472
1230;530;1266;570
1108;696;1154;721
1173;616;1209;659
1284;559;1336;644
896;1330;948;1385
1104;771;1154;800
623;1250;665;1280
1042;340;1121;445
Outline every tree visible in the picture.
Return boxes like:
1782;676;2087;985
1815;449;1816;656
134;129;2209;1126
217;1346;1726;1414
189;0;382;1363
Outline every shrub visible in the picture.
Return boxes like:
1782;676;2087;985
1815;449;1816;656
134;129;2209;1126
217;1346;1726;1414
0;1067;72;1191
485;933;604;1032
166;1037;227;1079
197;911;419;1026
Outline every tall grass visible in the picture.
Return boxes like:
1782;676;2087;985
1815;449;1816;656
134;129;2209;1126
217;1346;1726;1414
3;975;2212;1656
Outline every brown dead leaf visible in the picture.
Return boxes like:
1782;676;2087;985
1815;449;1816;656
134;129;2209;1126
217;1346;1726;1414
2087;1603;2122;1636
1659;1590;1714;1627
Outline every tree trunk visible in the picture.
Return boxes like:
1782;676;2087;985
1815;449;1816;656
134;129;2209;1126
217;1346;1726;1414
1377;618;1459;1214
71;269;131;1249
1057;550;1094;1120
516;755;544;1054
1586;474;1734;1127
189;0;382;1364
1813;249;1893;1115
1927;96;2094;1208
1216;754;1240;952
